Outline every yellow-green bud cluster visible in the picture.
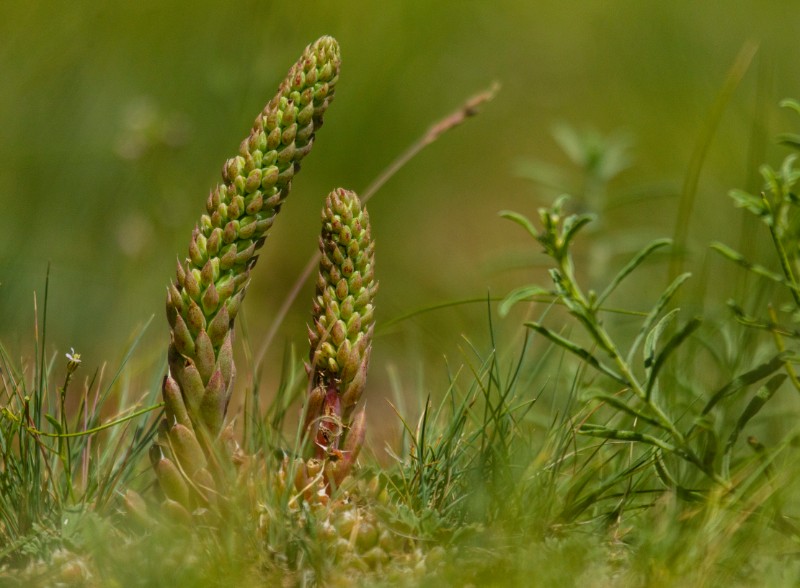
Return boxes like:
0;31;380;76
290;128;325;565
308;188;377;416
154;36;341;515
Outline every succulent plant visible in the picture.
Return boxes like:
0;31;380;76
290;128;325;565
151;36;341;515
301;188;378;490
265;468;429;583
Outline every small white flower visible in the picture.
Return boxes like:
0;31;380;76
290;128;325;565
66;347;82;374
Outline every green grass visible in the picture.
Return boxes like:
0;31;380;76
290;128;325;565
3;58;800;588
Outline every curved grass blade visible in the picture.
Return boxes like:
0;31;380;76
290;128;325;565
499;210;539;239
670;40;758;281
643;308;680;374
653;449;705;501
499;285;552;317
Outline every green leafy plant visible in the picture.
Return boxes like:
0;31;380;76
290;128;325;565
498;193;800;521
714;100;800;397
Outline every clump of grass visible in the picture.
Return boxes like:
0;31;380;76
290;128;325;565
0;270;160;578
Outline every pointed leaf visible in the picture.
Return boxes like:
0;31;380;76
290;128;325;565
561;213;595;251
644;316;702;399
701;353;787;416
626;272;691;366
643;308;680;373
194;329;215;384
45;414;62;434
200;370;226;435
162;375;192;429
498;210;539;239
525;321;627;386
711;242;800;291
723;373;786;463
596;239;672;309
499;285;551;317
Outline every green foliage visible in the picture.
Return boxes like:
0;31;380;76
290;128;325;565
5;35;800;588
498;191;799;519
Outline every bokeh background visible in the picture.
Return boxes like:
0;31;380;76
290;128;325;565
2;1;799;417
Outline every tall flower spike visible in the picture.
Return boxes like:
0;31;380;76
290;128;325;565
154;36;341;513
305;188;377;487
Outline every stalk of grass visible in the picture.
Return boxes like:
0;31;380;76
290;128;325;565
669;40;759;282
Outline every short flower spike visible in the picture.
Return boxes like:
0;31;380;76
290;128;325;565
304;188;377;487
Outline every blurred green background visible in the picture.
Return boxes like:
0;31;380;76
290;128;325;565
2;1;799;406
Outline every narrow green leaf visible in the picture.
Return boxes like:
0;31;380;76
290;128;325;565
596;239;672;309
701;353;786;416
643;308;680;373
588;392;663;429
578;423;678;454
559;453;653;522
669;40;758;281
780;98;800;116
723;373;786;466
21;403;164;438
525;321;627;386
561;213;594;251
711;242;800;291
653;450;705;501
626;272;692;366
499;285;552;317
729;189;769;218
45;414;62;434
777;133;800;151
499;210;539;239
653;449;676;488
644;317;702;400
